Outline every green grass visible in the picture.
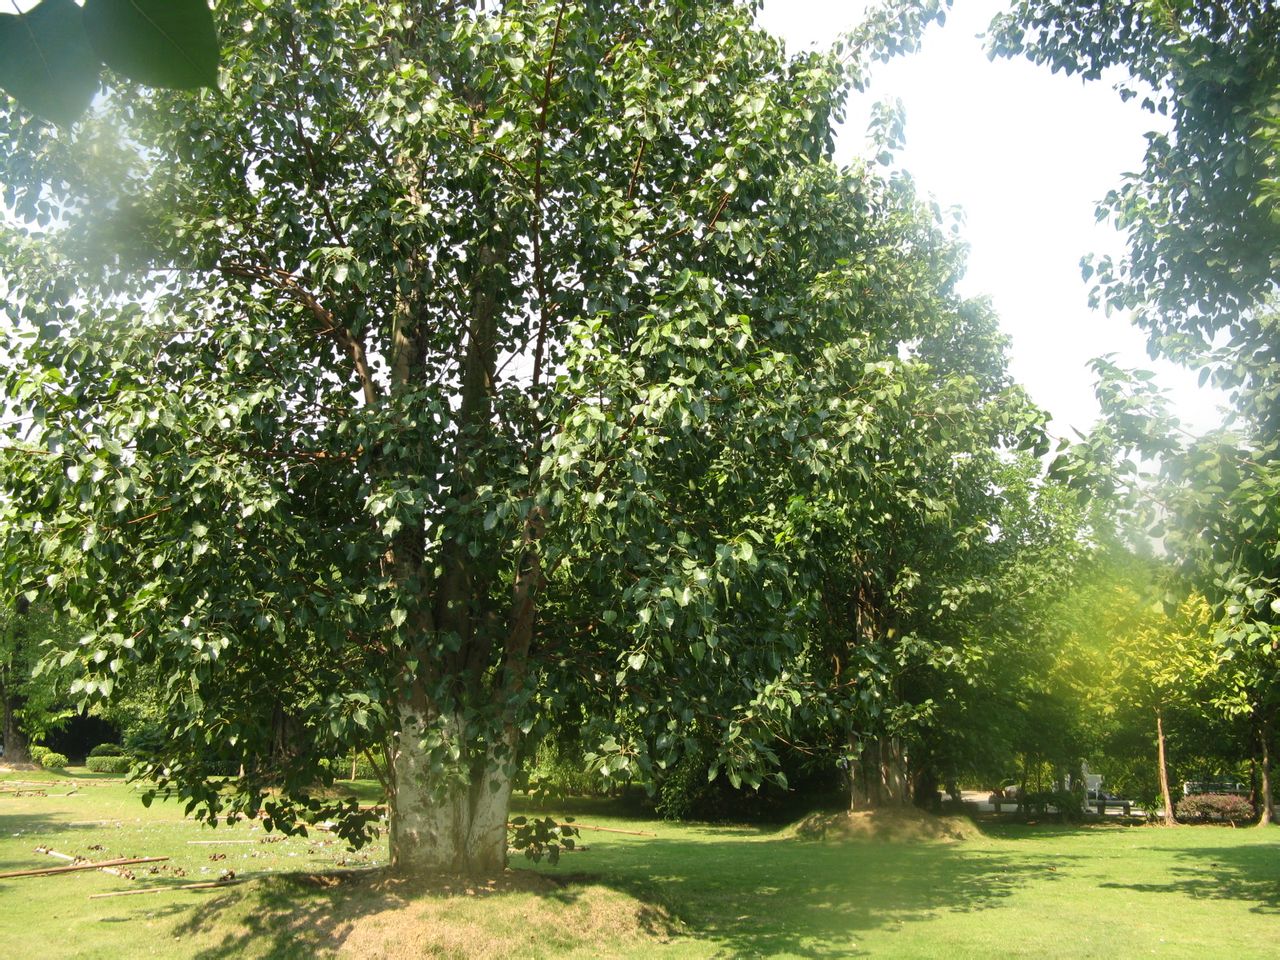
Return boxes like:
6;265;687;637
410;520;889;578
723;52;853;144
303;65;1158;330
2;769;1278;958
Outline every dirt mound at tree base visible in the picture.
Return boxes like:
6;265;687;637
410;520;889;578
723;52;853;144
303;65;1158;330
786;807;978;843
333;871;685;958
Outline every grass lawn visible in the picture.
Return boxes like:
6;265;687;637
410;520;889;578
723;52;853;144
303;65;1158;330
2;769;1277;958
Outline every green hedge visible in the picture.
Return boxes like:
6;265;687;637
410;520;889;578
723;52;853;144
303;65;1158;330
37;751;69;769
29;745;51;764
85;755;132;774
88;742;126;757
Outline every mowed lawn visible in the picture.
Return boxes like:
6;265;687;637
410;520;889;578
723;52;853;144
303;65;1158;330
2;769;1277;959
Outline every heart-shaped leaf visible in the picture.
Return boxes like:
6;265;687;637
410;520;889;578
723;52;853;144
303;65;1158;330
83;0;219;90
0;0;100;126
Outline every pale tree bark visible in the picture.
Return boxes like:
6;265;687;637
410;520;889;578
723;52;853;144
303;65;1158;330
1156;708;1176;826
389;713;513;875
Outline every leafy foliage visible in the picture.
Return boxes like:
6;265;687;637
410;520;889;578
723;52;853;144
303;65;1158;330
0;0;990;871
0;0;220;126
991;0;1280;351
507;814;579;865
1004;0;1280;827
85;754;131;773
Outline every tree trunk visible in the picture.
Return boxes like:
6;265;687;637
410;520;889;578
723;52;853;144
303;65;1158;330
849;734;910;809
389;711;513;875
1259;712;1273;827
1156;709;1176;826
2;695;31;765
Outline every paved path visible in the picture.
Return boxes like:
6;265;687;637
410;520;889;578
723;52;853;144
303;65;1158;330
957;790;1145;817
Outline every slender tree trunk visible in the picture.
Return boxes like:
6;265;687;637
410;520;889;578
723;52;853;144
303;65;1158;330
1156;709;1176;826
848;731;868;810
2;691;32;765
1259;712;1273;827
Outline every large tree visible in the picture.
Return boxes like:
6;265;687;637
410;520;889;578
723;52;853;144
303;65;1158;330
0;0;971;874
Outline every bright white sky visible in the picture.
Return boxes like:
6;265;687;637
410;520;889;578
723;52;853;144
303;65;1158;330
757;0;1227;439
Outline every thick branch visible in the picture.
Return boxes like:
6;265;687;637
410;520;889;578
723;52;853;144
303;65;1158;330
219;262;377;406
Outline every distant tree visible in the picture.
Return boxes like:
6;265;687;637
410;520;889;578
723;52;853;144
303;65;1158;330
0;597;77;763
998;0;1280;828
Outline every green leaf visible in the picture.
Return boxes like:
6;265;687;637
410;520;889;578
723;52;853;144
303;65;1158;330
83;0;219;90
0;0;100;126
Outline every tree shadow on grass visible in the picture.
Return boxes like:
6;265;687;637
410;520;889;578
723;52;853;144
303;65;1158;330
595;834;1076;958
167;870;408;959
1097;835;1280;916
143;833;1069;960
3;805;1084;959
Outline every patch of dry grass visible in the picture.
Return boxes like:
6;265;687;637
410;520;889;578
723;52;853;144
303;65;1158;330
784;806;980;843
336;873;682;959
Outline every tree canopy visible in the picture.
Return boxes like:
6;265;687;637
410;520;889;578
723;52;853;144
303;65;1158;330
3;0;1067;873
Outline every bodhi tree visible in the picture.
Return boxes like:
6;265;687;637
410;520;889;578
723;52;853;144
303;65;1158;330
0;0;957;874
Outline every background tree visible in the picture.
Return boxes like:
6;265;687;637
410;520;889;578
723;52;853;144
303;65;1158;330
997;0;1280;827
0;597;78;763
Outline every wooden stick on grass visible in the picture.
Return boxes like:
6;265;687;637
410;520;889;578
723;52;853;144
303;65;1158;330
0;857;168;879
561;822;656;837
88;880;243;899
35;846;136;878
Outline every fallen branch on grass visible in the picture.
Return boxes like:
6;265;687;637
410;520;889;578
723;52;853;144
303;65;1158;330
186;840;262;845
553;822;655;838
88;879;243;899
0;856;169;879
36;846;137;878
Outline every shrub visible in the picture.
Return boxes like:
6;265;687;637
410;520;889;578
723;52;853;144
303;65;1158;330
331;754;385;782
29;745;51;763
85;755;132;774
655;749;712;821
1176;793;1255;824
88;743;125;757
1023;789;1085;822
523;737;606;800
37;751;69;769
